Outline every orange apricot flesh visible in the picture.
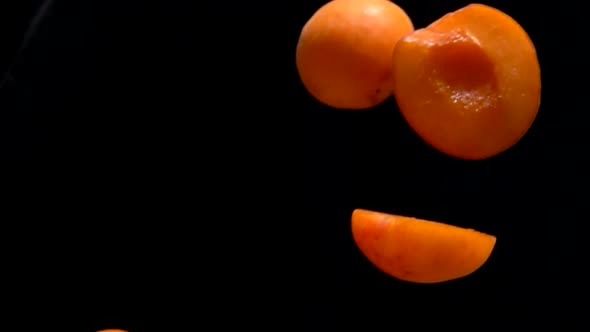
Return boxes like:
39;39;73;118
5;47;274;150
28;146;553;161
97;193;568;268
296;0;414;110
391;4;541;160
351;209;496;283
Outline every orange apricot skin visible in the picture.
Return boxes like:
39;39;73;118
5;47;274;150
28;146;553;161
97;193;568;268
97;330;128;332
351;209;496;283
391;3;541;160
296;0;413;110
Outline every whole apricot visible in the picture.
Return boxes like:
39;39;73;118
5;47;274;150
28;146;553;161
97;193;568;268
296;0;413;110
391;4;541;160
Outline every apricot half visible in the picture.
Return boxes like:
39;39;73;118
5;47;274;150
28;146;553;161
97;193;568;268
296;0;413;110
351;209;496;283
391;4;541;160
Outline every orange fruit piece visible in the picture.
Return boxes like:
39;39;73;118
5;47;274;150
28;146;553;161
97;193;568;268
97;330;128;332
351;209;496;283
391;4;541;160
296;0;414;110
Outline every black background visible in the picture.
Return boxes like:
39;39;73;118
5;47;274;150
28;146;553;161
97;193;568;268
0;1;212;331
0;0;586;330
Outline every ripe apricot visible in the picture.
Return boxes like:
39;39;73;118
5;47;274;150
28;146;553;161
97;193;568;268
296;0;413;110
351;209;496;283
391;4;541;160
97;330;127;332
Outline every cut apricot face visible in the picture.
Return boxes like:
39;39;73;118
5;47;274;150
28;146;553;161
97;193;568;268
351;209;496;283
391;4;541;160
296;0;413;110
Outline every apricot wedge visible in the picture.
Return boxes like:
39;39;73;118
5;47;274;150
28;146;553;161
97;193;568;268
391;4;541;160
351;209;496;283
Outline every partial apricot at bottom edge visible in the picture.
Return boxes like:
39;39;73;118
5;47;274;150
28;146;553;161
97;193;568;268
351;208;496;283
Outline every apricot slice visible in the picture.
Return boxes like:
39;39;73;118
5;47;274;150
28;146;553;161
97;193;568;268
391;4;541;160
296;0;413;110
351;209;496;283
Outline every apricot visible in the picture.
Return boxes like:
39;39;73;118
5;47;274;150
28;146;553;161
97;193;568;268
296;0;414;109
391;4;541;160
351;209;496;283
97;330;127;332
